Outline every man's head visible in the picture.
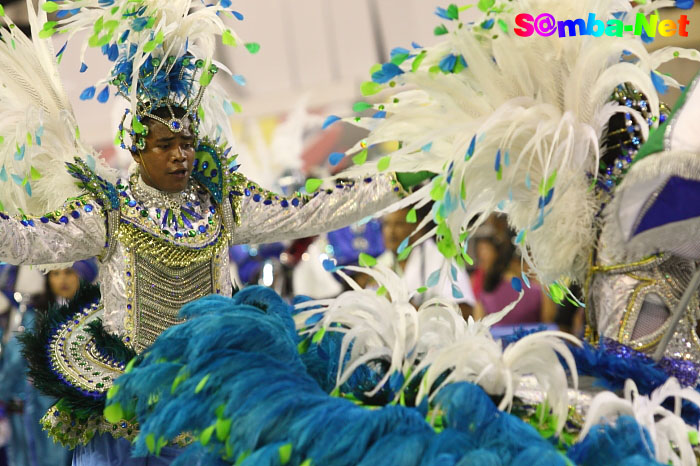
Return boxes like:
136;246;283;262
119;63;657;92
130;106;196;193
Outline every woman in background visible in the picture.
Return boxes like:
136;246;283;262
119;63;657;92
472;233;556;327
0;260;97;466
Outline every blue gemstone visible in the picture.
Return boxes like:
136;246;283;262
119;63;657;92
364;177;372;183
291;198;299;207
281;200;289;208
71;211;80;219
244;188;251;196
660;114;667;123
59;216;69;224
20;220;28;226
85;204;93;212
128;200;137;207
210;169;218;177
171;120;181;130
198;225;207;233
253;194;261;202
263;199;272;205
193;159;199;168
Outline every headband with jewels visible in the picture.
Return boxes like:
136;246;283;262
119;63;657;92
111;52;219;153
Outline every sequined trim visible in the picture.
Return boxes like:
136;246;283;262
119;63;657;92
100;209;120;263
388;171;410;198
591;253;700;362
41;405;195;449
48;303;124;396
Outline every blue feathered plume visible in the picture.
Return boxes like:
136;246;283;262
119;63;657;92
567;416;662;466
104;287;666;465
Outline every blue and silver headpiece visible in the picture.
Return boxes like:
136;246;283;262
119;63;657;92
45;0;259;151
112;51;219;152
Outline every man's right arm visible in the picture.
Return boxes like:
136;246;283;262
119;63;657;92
0;194;109;265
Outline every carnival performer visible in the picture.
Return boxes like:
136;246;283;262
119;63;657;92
0;0;432;463
4;0;700;465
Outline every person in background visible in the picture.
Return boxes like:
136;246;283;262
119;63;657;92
33;260;98;311
470;226;502;302
472;232;556;326
378;206;475;318
0;260;97;466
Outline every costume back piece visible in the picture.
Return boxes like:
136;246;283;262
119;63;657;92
3;0;700;465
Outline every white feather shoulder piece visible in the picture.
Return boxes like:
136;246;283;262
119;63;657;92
0;0;115;217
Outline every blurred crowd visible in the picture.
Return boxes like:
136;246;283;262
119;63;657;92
0;262;98;466
231;209;586;336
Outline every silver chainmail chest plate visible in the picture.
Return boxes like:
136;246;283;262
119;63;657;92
133;250;214;352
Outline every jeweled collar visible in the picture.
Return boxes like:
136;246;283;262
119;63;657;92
117;170;221;244
129;171;198;212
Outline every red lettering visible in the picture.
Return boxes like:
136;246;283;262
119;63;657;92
679;14;690;37
514;13;535;37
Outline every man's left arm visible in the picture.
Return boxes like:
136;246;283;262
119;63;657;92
227;172;408;245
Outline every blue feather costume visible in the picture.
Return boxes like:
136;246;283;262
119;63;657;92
104;286;662;465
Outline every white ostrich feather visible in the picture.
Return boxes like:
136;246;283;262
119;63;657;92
0;0;116;219
581;378;700;466
294;264;580;425
331;0;693;288
414;330;580;432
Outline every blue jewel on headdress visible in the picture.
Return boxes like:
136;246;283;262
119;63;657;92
171;120;181;131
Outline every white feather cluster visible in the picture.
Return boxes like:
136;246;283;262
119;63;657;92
295;265;580;430
47;0;251;118
0;0;116;218
581;378;700;466
49;0;244;68
335;0;694;287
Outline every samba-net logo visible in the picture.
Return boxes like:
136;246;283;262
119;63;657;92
514;12;690;38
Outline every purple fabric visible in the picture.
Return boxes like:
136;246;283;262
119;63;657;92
634;176;700;235
481;279;542;326
71;259;98;283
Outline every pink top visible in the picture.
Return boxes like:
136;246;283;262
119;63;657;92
480;279;542;326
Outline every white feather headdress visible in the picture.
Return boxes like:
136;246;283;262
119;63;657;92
328;0;699;291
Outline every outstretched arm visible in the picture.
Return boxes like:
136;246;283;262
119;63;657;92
0;194;109;265
228;172;407;245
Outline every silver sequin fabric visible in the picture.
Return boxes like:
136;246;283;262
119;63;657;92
0;172;402;350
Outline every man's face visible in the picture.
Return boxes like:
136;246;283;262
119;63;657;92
132;117;195;193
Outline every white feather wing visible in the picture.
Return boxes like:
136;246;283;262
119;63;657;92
0;0;115;217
